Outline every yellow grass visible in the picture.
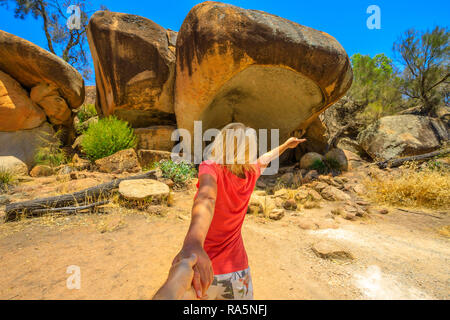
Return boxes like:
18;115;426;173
364;162;450;210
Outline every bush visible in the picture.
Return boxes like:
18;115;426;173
153;160;197;184
34;130;68;167
364;162;450;209
309;158;342;174
77;104;97;123
81;116;137;161
0;167;15;189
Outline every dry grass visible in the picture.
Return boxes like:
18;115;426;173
437;225;450;238
364;162;450;210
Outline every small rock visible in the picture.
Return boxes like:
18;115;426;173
302;170;318;183
256;180;267;189
274;188;289;199
95;148;141;174
312;182;329;192
72;154;90;170
320;186;351;201
269;209;285;221
253;190;267;197
298;219;318;230
279;172;294;186
325;148;348;171
300;152;324;169
282;199;297;210
57;165;74;175
30;165;53;177
0;156;29;176
311;241;354;260
161;178;174;188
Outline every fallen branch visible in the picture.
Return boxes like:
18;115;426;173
4;170;157;222
31;200;110;215
377;148;450;169
396;208;445;219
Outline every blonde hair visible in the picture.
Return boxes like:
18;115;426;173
206;123;258;177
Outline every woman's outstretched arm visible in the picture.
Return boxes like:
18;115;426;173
258;137;306;169
172;173;217;299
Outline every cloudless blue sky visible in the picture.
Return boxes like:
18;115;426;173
1;0;449;84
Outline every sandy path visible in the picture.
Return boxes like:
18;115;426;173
0;190;448;300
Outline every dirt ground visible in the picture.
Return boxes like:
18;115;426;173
0;181;448;300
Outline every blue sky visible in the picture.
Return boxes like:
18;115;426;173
1;0;449;84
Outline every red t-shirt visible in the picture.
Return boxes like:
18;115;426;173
195;160;261;275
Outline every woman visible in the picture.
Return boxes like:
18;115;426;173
172;123;305;300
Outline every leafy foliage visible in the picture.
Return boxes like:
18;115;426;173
153;160;197;185
77;104;97;123
393;26;449;114
81;116;137;161
308;158;341;174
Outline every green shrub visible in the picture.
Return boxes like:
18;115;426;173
81;116;137;161
0;167;15;189
153;160;197;184
309;158;342;174
77;104;97;123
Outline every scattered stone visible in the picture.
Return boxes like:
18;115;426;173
72;154;90;171
298;219;318;230
0;156;28;176
282;199;297;210
269;209;285;221
320;186;351;201
312;182;329;193
69;172;87;180
279;172;294;186
57;165;74;175
325;148;348;171
302;170;319;183
253;190;267;197
274;189;289;199
161;178;174;188
256;180;267;189
311;241;354;261
291;171;303;187
95;148;141;174
29;165;54;177
300;152;324;169
119;179;170;202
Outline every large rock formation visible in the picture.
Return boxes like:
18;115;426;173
175;2;353;153
0;122;56;168
358;115;449;161
0;70;46;131
0;30;85;111
87;11;177;128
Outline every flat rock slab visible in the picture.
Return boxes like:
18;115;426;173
311;241;354;261
119;179;170;201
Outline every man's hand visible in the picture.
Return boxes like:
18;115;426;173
285;137;307;149
172;243;214;299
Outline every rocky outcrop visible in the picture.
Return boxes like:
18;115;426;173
0;70;46;131
30;83;72;125
175;2;352;153
0;122;56;168
135;125;175;151
87;11;176;128
0;30;85;110
358;115;449;161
